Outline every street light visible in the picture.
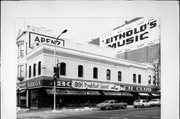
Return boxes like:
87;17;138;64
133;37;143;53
53;29;67;112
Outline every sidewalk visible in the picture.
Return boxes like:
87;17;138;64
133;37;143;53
17;107;97;119
17;105;134;119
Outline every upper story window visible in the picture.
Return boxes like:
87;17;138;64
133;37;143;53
118;71;122;81
38;61;41;75
33;64;36;76
93;67;98;79
138;74;141;84
106;69;111;80
60;62;66;76
78;65;83;77
148;75;151;84
18;44;24;58
133;74;136;83
17;66;19;77
20;65;24;77
25;64;27;78
29;66;31;78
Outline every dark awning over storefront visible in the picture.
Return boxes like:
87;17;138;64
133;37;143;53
17;89;26;94
45;89;101;95
102;91;133;96
151;93;160;97
138;93;150;96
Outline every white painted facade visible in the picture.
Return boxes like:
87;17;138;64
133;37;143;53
16;26;155;86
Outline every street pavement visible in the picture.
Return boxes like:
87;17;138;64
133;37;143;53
17;106;160;119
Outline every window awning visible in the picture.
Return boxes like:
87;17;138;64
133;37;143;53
151;93;160;97
45;89;101;95
138;93;150;96
17;90;26;94
102;91;133;96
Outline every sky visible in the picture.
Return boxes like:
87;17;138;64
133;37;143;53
16;17;132;43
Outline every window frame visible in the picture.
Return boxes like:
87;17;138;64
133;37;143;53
148;75;151;84
118;71;122;81
38;61;41;75
60;62;66;76
138;74;141;84
29;66;31;78
78;65;83;77
20;65;24;77
93;67;98;79
33;64;36;77
106;69;111;80
133;74;136;83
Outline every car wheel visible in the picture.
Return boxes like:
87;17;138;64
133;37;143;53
100;107;105;110
122;105;126;109
134;106;137;108
105;107;109;110
141;105;144;108
108;106;113;110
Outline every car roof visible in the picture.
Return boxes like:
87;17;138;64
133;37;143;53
135;99;148;101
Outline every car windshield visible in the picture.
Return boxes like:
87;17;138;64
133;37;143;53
135;100;140;102
103;100;111;103
150;99;157;101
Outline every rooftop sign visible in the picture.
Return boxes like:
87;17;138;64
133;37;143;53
29;32;65;49
100;18;160;53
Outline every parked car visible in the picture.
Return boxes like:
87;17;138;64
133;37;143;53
96;100;127;110
133;99;151;108
149;98;161;107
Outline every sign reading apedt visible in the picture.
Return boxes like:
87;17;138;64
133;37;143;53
100;18;160;53
29;32;64;48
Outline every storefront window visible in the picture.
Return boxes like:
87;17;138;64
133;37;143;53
106;69;111;80
31;90;39;107
78;65;83;77
133;74;136;83
118;71;122;81
60;62;66;76
93;67;98;79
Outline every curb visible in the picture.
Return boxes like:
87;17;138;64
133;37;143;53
17;105;134;113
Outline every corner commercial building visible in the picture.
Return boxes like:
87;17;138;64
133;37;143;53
16;25;159;108
89;17;161;87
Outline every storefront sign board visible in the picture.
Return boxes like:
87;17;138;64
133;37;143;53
27;80;42;88
72;80;152;92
